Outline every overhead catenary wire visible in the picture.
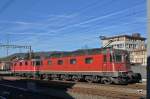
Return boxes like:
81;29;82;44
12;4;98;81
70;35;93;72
62;6;146;46
47;1;146;38
5;0;145;39
49;8;146;39
37;0;146;49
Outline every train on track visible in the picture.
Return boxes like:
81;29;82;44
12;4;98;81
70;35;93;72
10;47;142;84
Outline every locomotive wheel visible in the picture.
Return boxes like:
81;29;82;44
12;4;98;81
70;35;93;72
60;75;65;80
62;78;67;81
85;76;93;83
102;78;112;84
86;79;93;83
73;78;78;82
72;76;79;82
103;80;111;84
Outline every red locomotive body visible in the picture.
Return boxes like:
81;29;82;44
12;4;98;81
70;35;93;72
11;47;141;84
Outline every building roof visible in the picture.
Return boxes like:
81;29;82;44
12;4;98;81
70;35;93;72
48;47;127;58
48;48;103;58
101;34;146;40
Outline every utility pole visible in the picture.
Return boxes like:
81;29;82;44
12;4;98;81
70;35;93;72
147;0;150;98
6;33;9;56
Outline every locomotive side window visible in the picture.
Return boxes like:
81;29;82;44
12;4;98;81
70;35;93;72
25;61;28;65
47;60;52;65
70;59;76;64
19;62;22;66
58;60;63;65
85;57;93;64
103;55;107;62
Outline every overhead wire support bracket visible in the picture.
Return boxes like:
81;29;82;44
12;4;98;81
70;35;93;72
0;44;32;58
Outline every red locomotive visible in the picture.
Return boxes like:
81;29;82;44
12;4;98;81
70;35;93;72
11;47;142;84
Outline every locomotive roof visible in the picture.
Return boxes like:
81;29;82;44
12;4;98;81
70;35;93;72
48;47;112;58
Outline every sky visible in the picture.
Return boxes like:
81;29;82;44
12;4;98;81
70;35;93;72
0;0;147;57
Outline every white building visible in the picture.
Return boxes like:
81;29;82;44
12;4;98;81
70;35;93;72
101;33;147;66
101;33;146;51
130;47;147;66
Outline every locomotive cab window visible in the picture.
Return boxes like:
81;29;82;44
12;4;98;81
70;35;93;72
103;55;107;62
85;57;93;64
58;60;63;65
115;54;122;62
70;59;76;64
110;54;112;62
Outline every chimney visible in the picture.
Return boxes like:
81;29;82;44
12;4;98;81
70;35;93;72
132;33;141;37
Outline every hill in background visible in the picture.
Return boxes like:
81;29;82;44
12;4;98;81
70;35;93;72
0;51;61;61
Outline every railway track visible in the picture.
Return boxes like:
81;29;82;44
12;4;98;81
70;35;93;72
2;76;146;89
68;87;145;99
51;80;146;89
0;80;66;99
36;80;146;99
1;76;146;99
0;84;60;99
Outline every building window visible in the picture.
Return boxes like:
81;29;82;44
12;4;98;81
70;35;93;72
122;44;124;48
58;60;63;65
129;44;131;48
117;44;119;48
85;57;93;64
47;60;52;65
70;59;76;64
